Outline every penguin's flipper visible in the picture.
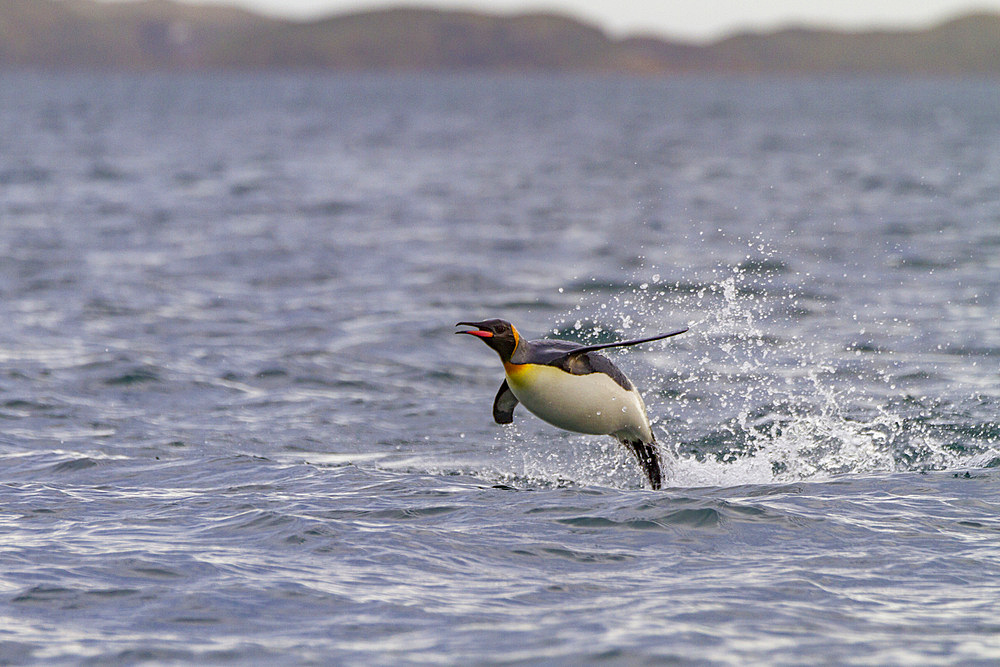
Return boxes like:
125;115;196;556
562;328;688;358
621;439;663;490
492;380;518;424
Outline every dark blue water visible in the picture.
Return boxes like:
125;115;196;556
1;73;999;663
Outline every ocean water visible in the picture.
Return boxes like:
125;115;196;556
1;73;999;664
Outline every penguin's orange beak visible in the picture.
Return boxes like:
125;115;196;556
456;322;494;338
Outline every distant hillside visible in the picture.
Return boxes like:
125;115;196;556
0;0;268;68
212;8;614;70
710;13;1000;74
1;0;999;74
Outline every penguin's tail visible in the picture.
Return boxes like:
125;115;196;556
620;438;663;490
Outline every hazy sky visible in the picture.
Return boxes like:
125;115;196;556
169;0;1000;41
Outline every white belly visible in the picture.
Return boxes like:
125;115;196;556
504;363;653;442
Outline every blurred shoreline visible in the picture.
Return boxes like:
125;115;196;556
3;1;1000;74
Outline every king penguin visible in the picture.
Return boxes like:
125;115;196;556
456;319;687;490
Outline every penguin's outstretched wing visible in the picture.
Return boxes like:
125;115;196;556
492;380;518;424
547;328;689;387
558;328;688;358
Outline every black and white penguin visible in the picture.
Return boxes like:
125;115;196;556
457;319;687;489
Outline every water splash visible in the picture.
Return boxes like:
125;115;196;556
541;250;999;489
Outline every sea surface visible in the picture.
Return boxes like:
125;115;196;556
1;73;999;664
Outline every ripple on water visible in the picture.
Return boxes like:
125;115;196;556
48;457;101;473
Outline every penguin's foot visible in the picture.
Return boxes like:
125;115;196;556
620;439;663;490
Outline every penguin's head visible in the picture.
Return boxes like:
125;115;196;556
456;319;519;361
